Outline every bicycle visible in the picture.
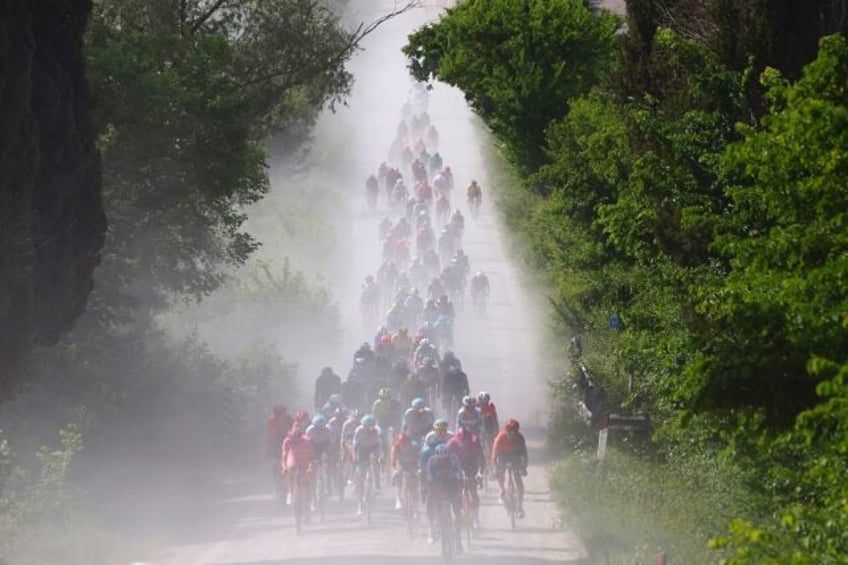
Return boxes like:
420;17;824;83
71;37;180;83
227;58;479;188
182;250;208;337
358;453;378;526
402;467;420;537
460;472;478;548
480;430;495;490
271;457;288;504
432;488;455;562
313;457;328;524
503;461;520;530
467;193;481;219
290;465;310;535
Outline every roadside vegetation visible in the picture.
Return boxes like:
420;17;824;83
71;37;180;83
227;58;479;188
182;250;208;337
405;0;848;562
0;1;415;563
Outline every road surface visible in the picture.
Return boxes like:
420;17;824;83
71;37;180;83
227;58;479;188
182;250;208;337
149;1;595;563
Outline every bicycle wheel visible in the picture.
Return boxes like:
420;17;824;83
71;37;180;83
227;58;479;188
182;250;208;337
438;498;454;562
463;484;473;548
318;465;327;524
364;465;373;527
404;473;416;537
507;468;517;530
293;470;304;535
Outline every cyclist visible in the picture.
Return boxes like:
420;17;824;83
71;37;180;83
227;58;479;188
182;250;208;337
372;387;402;438
391;431;421;510
426;443;464;552
267;405;294;458
441;363;469;414
439;350;462;374
436;294;455;321
425;124;439;151
492;418;529;518
402;397;435;442
267;405;294;499
319;393;345;419
400;370;428;409
282;422;314;507
314;367;342;412
340;409;361;480
448;424;486;527
327;407;346;494
423;295;441;321
413;338;437;366
478;391;500;446
391;326;413;359
306;414;332;504
293;409;311;430
453;249;470;280
353;414;384;514
470;271;490;307
424;418;453;450
366;174;379;209
466;180;482;210
456;395;484;437
428;152;443;177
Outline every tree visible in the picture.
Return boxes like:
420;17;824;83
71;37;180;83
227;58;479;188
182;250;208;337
688;34;848;429
0;0;105;396
84;0;415;322
404;0;619;171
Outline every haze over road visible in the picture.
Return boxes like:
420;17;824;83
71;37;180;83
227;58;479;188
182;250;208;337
152;1;595;563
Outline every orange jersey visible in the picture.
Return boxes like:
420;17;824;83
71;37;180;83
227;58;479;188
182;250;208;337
491;430;527;464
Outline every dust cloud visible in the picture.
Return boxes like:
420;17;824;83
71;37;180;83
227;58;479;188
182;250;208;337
245;0;556;423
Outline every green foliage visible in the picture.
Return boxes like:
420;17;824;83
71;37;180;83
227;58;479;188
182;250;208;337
550;442;763;563
404;0;619;171
0;421;145;565
711;349;848;563
85;0;364;315
688;34;848;428
426;0;848;559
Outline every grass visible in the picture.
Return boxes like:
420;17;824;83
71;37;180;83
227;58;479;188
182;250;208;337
548;440;767;564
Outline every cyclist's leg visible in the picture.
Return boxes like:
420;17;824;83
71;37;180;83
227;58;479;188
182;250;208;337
450;486;463;550
516;471;525;515
495;459;506;498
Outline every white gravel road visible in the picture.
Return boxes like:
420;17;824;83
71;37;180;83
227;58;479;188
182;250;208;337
148;1;606;563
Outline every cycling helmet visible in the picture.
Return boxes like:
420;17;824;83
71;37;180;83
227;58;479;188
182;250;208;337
361;414;376;428
478;391;491;404
419;338;430;347
329;393;342;404
462;395;476;408
350;409;361;421
505;418;520;432
378;387;391;399
476;271;484;278
434;418;448;430
412;398;426;409
434;444;449;456
312;414;327;427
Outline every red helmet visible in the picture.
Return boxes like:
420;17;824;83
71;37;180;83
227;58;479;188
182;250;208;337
294;410;310;424
289;422;303;438
505;418;520;432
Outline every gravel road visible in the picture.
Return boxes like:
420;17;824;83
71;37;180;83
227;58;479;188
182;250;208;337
148;1;604;563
